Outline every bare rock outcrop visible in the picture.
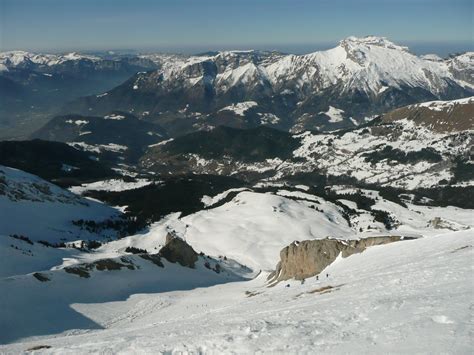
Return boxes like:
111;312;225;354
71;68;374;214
159;233;198;268
269;236;415;283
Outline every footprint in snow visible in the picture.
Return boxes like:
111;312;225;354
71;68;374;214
431;315;455;324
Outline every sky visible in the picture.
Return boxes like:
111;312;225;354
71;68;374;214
0;0;472;55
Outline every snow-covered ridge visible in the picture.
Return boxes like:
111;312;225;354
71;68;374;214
340;35;410;52
0;166;119;242
69;178;153;195
0;165;78;204
0;50;100;68
136;36;472;98
380;96;474;132
414;96;474;111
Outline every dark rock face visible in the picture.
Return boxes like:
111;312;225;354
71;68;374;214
269;236;415;283
64;257;136;278
33;272;50;282
159;233;199;268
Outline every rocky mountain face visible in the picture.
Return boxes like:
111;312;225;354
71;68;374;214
64;37;473;135
159;233;198;268
269;236;412;283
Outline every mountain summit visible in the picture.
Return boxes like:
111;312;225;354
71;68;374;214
63;36;473;135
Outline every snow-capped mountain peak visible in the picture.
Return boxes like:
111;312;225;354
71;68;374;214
23;36;473;134
340;35;410;52
0;50;100;69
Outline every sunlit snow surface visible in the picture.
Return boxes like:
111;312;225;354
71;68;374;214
1;184;473;352
1;229;472;353
0;166;119;242
69;178;153;194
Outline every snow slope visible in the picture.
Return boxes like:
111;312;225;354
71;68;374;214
69;178;153;195
219;101;258;116
0;246;248;344
1;229;471;353
0;166;120;242
106;191;353;271
0;185;472;350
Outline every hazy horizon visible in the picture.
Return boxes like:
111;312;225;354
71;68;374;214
1;0;472;57
2;39;473;58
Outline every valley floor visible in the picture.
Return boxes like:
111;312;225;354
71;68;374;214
1;229;472;354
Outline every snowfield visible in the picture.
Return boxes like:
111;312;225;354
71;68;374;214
69;178;153;195
0;228;472;353
1;183;473;352
0;166;120;242
319;106;345;123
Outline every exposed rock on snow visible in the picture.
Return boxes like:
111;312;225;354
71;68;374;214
69;178;152;194
64;257;137;278
269;236;413;282
159;233;198;268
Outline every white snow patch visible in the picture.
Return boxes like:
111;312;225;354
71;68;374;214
70;179;153;195
320;106;345;123
219;101;258;116
103;114;126;120
65;119;88;126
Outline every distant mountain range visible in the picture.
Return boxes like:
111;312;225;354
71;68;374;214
0;51;159;139
1;36;472;139
62;36;473;135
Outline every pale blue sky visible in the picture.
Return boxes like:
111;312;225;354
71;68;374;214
1;0;472;55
